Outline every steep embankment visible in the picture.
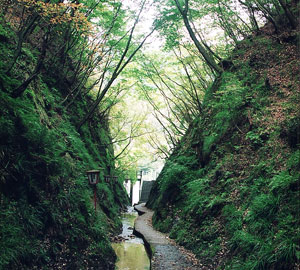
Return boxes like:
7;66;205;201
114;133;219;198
0;14;128;270
147;24;300;270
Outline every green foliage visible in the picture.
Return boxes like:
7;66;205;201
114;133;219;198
148;25;300;270
269;171;296;192
0;86;127;268
222;205;243;233
0;16;129;268
202;72;248;160
246;130;264;146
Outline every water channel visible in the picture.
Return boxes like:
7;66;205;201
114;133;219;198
112;207;150;270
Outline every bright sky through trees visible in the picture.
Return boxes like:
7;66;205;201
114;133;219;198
108;0;266;174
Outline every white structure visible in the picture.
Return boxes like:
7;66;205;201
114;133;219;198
123;179;141;205
139;160;163;181
131;181;140;205
137;161;163;201
123;180;131;196
140;168;158;181
123;161;164;205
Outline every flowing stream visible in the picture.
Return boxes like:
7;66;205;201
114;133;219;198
112;207;150;270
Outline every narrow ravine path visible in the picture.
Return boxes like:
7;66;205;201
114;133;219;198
134;204;207;270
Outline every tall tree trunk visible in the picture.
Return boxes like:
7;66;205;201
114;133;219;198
277;0;298;29
77;3;154;130
238;0;260;33
6;13;40;74
254;0;280;32
248;6;260;33
11;33;48;98
174;0;223;75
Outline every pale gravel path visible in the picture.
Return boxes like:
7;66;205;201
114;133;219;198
134;203;207;270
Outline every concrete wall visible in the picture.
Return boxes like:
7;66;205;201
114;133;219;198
131;181;140;205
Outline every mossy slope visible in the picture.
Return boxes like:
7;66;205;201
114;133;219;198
147;24;300;270
0;16;129;270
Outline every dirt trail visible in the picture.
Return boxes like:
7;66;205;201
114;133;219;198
134;204;206;270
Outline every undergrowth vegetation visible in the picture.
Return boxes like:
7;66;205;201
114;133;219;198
0;12;128;270
147;20;300;270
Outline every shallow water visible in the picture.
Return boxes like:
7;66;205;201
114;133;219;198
112;242;150;270
112;207;150;270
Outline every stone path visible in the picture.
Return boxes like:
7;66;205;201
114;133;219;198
134;204;207;270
